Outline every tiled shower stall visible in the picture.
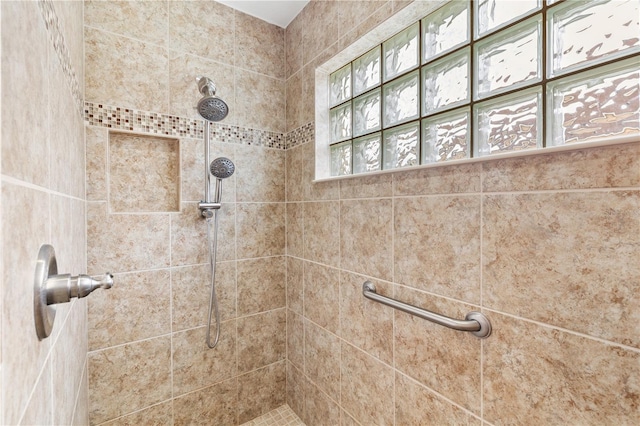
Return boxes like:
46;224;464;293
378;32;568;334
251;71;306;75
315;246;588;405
1;1;639;426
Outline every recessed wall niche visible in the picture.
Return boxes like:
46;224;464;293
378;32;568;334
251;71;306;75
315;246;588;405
108;131;180;213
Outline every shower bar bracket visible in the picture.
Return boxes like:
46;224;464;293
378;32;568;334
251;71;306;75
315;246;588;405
362;281;491;338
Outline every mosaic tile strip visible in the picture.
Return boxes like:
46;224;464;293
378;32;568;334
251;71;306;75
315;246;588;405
286;122;315;149
84;102;204;138
37;0;83;115
85;102;288;149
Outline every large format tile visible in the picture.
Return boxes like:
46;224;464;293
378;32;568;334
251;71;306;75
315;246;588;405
237;309;286;373
172;262;236;332
88;270;171;350
304;262;340;334
304;320;341;402
286;71;304;132
1;1;50;187
235;11;284;79
340;272;393;364
395;372;480;426
169;0;234;66
287;256;304;315
393;286;482;414
302;0;341;65
237;257;286;316
286;362;306;421
394;195;481;303
340;174;393;199
483;191;640;348
88;336;172;425
482;142;640;192
173;379;237;426
235;69;285;133
484;313;640;425
237;362;286;424
340;198;393;281
1;183;50;426
304;379;340;426
87;202;170;274
393;163;481;196
235;145;285;203
303;202;340;267
85;27;168;112
84;0;168;46
285;144;304;202
287;310;305;371
236;203;285;259
340;342;394;426
286;202;304;258
101;401;173;426
285;11;304;78
85;126;108;201
172;323;237;396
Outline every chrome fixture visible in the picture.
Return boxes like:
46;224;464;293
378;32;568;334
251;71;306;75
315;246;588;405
34;244;113;340
362;281;492;338
195;75;233;349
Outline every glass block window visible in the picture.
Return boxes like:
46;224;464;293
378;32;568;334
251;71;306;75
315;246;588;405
327;0;640;177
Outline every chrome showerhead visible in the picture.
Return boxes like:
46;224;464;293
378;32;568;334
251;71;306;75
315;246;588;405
210;157;235;179
196;76;229;122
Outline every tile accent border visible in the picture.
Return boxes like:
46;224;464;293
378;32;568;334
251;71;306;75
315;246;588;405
85;101;310;151
37;0;83;115
286;123;314;150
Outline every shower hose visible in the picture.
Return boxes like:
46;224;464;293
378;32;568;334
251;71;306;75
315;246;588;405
205;211;221;349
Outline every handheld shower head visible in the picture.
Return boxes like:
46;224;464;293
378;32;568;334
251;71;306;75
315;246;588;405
210;157;235;179
196;76;229;122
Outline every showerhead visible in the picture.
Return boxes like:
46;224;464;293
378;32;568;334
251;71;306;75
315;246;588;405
210;157;235;179
196;76;229;122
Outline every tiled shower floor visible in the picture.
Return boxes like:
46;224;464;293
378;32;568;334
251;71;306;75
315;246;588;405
240;405;305;426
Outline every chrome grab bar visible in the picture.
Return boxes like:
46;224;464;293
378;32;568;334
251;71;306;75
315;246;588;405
362;281;491;339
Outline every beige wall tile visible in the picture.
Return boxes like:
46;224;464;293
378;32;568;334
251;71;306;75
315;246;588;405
1;183;51;425
85;27;169;111
287;71;304;132
286;202;304;258
88;270;171;350
484;313;640;424
86;126;108;201
393;163;481;196
304;380;340;426
340;198;393;281
237;203;285;259
236;145;286;202
304;320;341;401
303;141;341;201
52;0;84;99
303;202;340;267
287;362;306;420
174;379;237;426
51;300;88;425
285;12;304;78
482;142;640;192
19;362;52;426
88;336;172;425
237;309;286;373
101;401;173;426
302;0;341;65
304;262;340;334
341;342;394;426
301;61;317;126
109;133;180;213
340;272;393;364
236;12;285;80
236;69;286;133
87;202;170;274
84;0;168;46
394;195;481;303
287;256;304;315
395;372;480;426
394;286;481;414
1;1;50;188
339;1;395;52
287;310;305;371
341;410;360;426
168;52;236;122
169;1;235;66
172;323;237;396
72;365;89;426
237;362;286;423
172;262;237;332
237;257;286;316
340;174;393;199
286;144;305;202
483;191;640;348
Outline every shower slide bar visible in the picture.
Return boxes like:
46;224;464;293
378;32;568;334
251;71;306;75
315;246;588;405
362;281;492;338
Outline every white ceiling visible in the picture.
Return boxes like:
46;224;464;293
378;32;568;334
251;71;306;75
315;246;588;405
217;0;310;28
